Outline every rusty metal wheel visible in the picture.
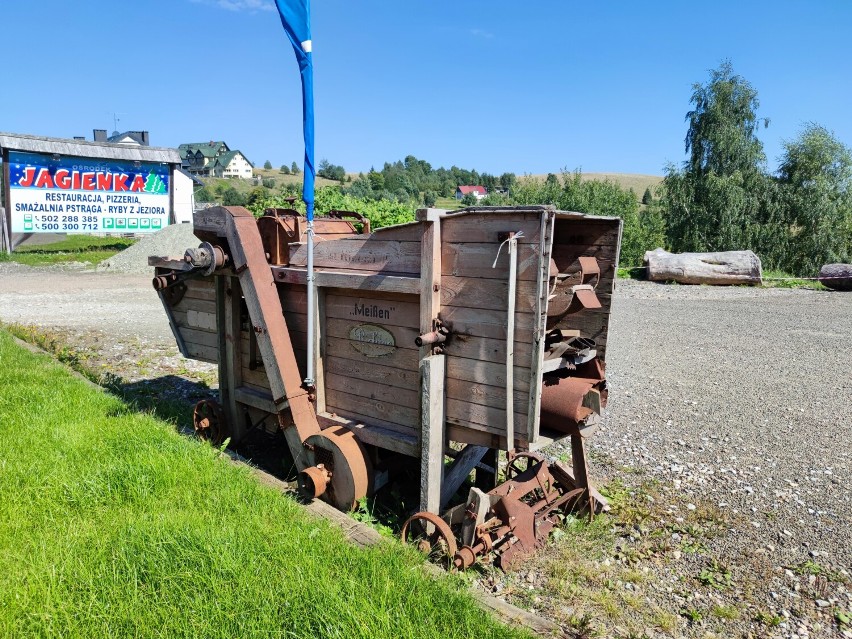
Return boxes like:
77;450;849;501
401;511;458;569
506;451;545;480
193;399;228;445
301;427;371;512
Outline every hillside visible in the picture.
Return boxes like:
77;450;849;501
527;172;663;197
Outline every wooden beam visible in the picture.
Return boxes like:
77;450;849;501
419;354;445;513
440;444;489;510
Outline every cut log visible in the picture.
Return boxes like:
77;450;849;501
643;248;762;286
819;263;852;291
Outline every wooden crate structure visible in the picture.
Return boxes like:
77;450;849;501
155;205;621;514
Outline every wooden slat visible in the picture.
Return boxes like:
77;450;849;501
324;318;420;352
173;297;217;315
324;356;419;392
325;336;419;370
325;392;419;435
445;398;527;437
446;358;531;392
439;305;534;341
289;239;422;274
325;372;420;410
441;213;543;244
444;335;534;369
272;267;421;294
445;377;530;412
324;291;419;329
441;276;539;313
185;342;218;363
180;327;219;348
442;242;541;281
317;412;419;457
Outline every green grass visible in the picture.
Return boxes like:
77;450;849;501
0;330;528;639
1;236;135;266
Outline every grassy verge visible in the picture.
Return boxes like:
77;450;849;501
1;236;135;266
0;329;529;639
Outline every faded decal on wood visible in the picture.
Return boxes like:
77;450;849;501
348;323;396;357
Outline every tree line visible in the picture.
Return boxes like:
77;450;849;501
198;61;850;276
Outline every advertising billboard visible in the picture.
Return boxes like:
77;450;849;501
7;151;171;234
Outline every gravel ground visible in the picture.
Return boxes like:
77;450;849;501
1;261;850;637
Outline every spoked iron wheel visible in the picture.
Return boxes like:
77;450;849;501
192;399;228;445
400;511;458;570
505;451;545;480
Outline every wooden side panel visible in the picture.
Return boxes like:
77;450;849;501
322;290;421;432
438;212;548;446
169;277;219;364
549;217;621;359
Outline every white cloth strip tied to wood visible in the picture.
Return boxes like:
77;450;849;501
492;231;523;451
643;248;763;286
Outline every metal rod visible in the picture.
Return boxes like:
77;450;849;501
505;234;518;451
304;221;315;387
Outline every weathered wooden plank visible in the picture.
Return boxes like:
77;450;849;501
442;242;540;281
446;358;531;392
441;213;543;244
324;400;419;438
446;397;527;435
419;354;445;513
439;306;535;341
317;412;419;457
441;276;539;313
325;372;420;410
185;341;218;363
241;365;272;389
325;388;419;430
445;424;528;451
445;377;530;411
368;221;424;242
180;327;219;349
444;335;534;369
174;297;217;315
440;444;489;509
272;267;421;294
325;336;419;371
552;218;621;245
324;356;420;392
289;239;422;274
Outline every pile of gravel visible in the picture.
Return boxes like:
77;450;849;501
97;223;200;275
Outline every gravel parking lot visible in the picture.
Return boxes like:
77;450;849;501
1;261;850;636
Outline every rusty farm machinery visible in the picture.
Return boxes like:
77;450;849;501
150;204;621;570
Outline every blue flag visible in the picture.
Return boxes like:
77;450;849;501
274;0;315;221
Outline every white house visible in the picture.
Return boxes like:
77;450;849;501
178;141;254;178
455;185;487;200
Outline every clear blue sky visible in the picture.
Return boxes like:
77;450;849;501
1;1;850;177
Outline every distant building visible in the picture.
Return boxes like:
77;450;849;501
178;141;254;179
455;185;487;200
93;129;150;146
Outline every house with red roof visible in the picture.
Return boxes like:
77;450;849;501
455;185;487;200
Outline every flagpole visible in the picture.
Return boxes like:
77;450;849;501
274;0;316;389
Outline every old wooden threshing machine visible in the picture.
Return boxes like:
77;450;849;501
150;204;621;569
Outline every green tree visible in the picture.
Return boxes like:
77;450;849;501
318;159;346;182
194;187;214;203
777;123;852;273
461;193;478;206
291;162;300;175
262;178;276;189
499;172;517;192
279;164;290;174
641;187;653;205
263;160;272;170
221;187;246;207
662;61;771;255
423;190;437;207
